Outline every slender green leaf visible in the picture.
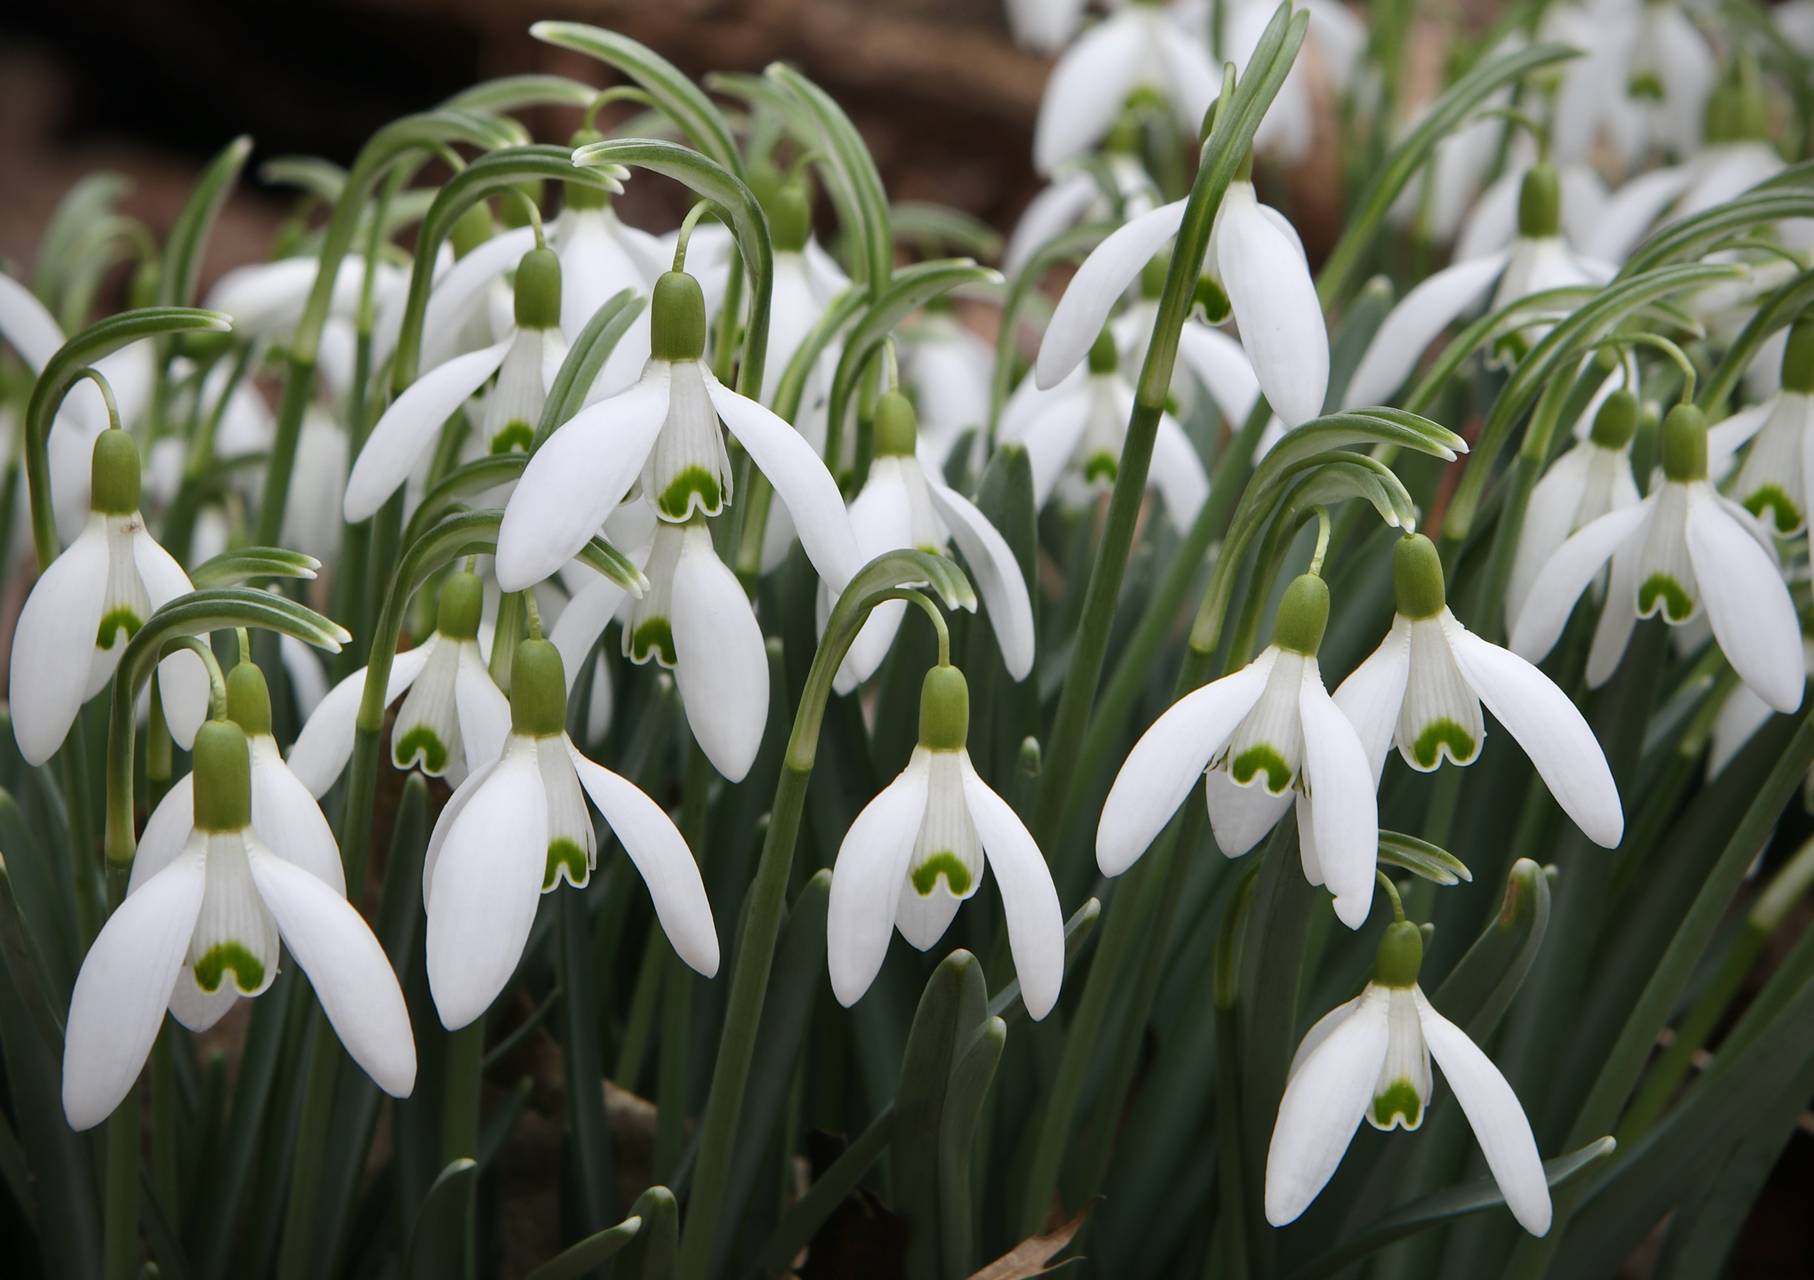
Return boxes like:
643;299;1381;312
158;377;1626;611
404;1158;479;1280
161;136;253;308
1379;831;1474;888
1431;857;1551;1041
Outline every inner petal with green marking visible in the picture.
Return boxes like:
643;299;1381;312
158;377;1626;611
1370;1079;1425;1130
96;608;142;650
1742;485;1802;536
393;726;449;773
910;850;974;897
627;617;676;667
1229;744;1293;794
657;466;724;520
488;420;534;454
1409;719;1477;770
1638;573;1696;623
194;941;266;995
544;838;590;891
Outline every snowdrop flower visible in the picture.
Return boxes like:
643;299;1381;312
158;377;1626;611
1098;574;1379;927
1334;534;1623;846
898;307;997;457
1452;140;1609;264
554;137;665;398
1506;389;1643;628
1036;163;1328;427
10;429;210;765
1266;917;1551;1236
1185;0;1369;164
1548;0;1714;171
1003;143;1157;277
62;718;414;1129
1346;166;1614;407
760;175;849;406
1387;107;1509;247
280;406;351;562
1032;0;1218;175
494;269;858;597
1708;319;1814;535
1708;637;1814;777
423;638;718;1028
834;393;1035;690
1667;59;1786;223
344;246;568;522
0;271;157;540
1003;0;1090;52
1511;404;1806;714
286;570;509;797
827;664;1064;1017
1005;332;1208;528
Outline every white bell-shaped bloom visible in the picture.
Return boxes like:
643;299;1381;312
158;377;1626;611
1334;534;1623;846
1187;0;1369;164
494;269;858;596
344;245;568;522
1506;387;1643;628
1005;336;1208;529
1512;404;1805;714
1547;0;1713;171
10;430;212;765
281;406;351;563
63;719;414;1129
1111;280;1278;454
1347;165;1614;408
0;271;158;540
554;181;666;400
286;570;507;796
1004;151;1157;277
1098;575;1379;927
1453;143;1609;265
1707;326;1814;537
1036;176;1327;426
1266;920;1550;1236
1032;1;1218;175
423;639;718;1029
760;179;850;406
830;392;1035;691
827;664;1064;1017
1708;637;1814;776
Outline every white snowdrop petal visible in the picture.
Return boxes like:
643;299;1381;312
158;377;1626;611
672;530;769;782
1298;665;1380;929
1331;617;1413;784
1217;192;1328;427
1175;323;1262;426
413;226;537;369
551;574;633;688
249;736;347;893
1035;200;1188;389
827;754;932;1006
961;757;1064;1020
10;518;109;766
248;846;415;1096
452;644;511;774
1032;13;1150;175
286;645;435;798
1097;652;1275;876
1345;253;1508;409
1265;985;1391;1226
1414;990;1552;1236
1510;500;1653;665
1685;489;1806;714
0;270;69;370
926;478;1036;681
568;743;719;976
1506;446;1594;629
129;774;195;896
132;529;208;750
63;850;207;1130
1446;620;1623;847
344;338;511;522
1150;412;1209;533
1206;770;1295;858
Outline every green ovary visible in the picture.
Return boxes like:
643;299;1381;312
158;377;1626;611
393;727;448;773
629;618;676;667
543;839;589;891
1744;485;1802;535
489;420;534;454
1372;1079;1423;1130
910;852;973;897
96;608;142;650
657;466;723;519
1638;574;1695;623
1410;719;1477;769
1230;745;1291;794
194;942;265;995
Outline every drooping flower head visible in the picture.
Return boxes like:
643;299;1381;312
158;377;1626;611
1709;317;1814;537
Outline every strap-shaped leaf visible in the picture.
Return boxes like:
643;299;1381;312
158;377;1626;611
1623;187;1814;276
442;73;600;114
404;1159;479;1280
765;63;893;295
531;22;741;173
614;1186;679;1280
187;546;323;589
892;201;1004;261
534;286;645;445
34;173;130;307
1697;266;1814;413
258;156;346;203
523;1211;644;1280
1433;857;1551;1040
1379;831;1474;887
161;135;252;309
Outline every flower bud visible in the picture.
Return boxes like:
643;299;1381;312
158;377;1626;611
90;429;141;515
650;270;708;362
192;719;252;832
766;179;813;254
1273;574;1329;656
918;664;970;752
513;247;563;331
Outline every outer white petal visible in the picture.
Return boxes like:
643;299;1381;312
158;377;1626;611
835;464;914;690
1217;193;1328;426
827;755;932;1006
249;737;346;892
1206;771;1295;858
705;375;860;590
1286;992;1365;1081
926;478;1035;681
1686;489;1805;714
1035;199;1188;389
280;634;331;720
10;519;108;765
568;743;719;977
1265;985;1391;1226
420;757;498;909
452;643;511;771
1097;653;1275;876
132;529;208;749
1708;681;1775;776
1033;13;1149;174
1453;170;1522;264
551;575;633;687
247;845;415;1096
1509;500;1652;664
425;747;547;1028
1153;18;1220;139
1344;253;1509;409
1585;530;1644;690
129;774;195;895
1007;383;1094;510
344;338;510;522
494;366;672;591
1446;622;1623;846
1586;164;1695;264
1298;667;1379;929
1004;171;1100;276
1175;323;1261;425
412;226;537;369
1414;990;1551;1235
672;533;769;781
0;271;68;370
961;757;1064;1019
1005;0;1087;52
1507;446;1594;627
1150;412;1209;532
62;850;207;1130
286;644;434;798
1331;618;1413;784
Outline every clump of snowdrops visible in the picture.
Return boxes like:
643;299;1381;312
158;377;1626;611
2;3;1813;1277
